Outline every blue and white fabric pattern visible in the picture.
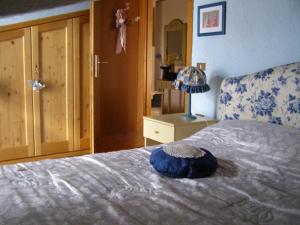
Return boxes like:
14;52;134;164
217;62;300;129
173;66;210;93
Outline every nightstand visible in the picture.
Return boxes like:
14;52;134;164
143;113;216;146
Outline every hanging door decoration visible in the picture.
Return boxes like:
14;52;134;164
115;3;130;54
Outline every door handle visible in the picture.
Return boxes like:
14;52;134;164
94;54;109;78
94;54;99;78
27;80;46;91
91;54;94;77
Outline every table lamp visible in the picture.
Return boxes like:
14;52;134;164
173;66;210;120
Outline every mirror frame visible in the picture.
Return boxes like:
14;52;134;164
164;19;187;66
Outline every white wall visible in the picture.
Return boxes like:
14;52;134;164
191;0;300;118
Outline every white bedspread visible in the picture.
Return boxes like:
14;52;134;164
0;121;299;225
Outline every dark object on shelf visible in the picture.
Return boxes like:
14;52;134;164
151;91;164;115
151;94;161;107
160;66;177;81
160;65;170;79
165;72;177;81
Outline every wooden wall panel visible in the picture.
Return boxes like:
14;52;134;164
0;28;34;161
32;20;74;156
186;0;193;67
73;15;90;151
146;0;154;116
91;0;146;152
0;10;89;33
184;0;194;112
0;11;91;164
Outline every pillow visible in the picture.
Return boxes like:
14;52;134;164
150;143;218;178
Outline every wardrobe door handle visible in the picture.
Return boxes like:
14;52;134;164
94;54;99;78
27;80;46;91
91;54;94;77
94;55;109;78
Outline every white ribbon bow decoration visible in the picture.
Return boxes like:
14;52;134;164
115;3;130;54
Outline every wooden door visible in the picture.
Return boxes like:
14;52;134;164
91;0;147;152
73;15;91;151
0;28;35;161
31;20;74;156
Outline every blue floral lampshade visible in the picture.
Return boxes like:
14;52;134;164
174;66;210;93
174;66;210;120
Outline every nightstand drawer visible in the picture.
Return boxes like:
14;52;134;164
143;119;174;143
143;113;216;147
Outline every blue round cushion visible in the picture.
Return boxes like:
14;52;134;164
150;147;218;178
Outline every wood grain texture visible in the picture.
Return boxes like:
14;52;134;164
0;10;89;33
0;149;90;166
184;0;194;112
0;12;92;162
186;0;193;67
91;0;147;153
32;19;74;156
90;0;100;154
156;80;184;113
0;28;34;161
138;0;148;143
24;28;35;159
0;29;24;41
73;15;90;151
31;25;42;155
146;0;154;116
0;146;30;162
73;17;80;150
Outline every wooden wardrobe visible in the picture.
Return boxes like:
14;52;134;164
0;0;149;164
0;12;91;164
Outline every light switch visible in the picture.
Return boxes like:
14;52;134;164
197;62;206;71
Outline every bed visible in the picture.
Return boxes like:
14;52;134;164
0;62;299;225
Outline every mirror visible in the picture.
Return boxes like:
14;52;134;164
164;19;187;67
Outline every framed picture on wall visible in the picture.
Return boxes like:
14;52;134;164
197;2;226;37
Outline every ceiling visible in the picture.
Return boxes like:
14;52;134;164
0;0;88;17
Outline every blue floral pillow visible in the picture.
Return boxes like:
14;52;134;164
218;62;300;129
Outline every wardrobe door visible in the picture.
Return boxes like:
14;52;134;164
0;28;34;161
31;20;74;156
73;15;91;151
90;0;145;153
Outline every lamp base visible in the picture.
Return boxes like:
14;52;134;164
182;92;197;120
182;114;197;120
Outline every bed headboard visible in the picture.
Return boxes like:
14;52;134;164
217;62;300;129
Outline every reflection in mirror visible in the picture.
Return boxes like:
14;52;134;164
164;19;187;67
152;0;188;115
167;31;182;60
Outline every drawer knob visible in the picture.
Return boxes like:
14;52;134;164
154;130;159;134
